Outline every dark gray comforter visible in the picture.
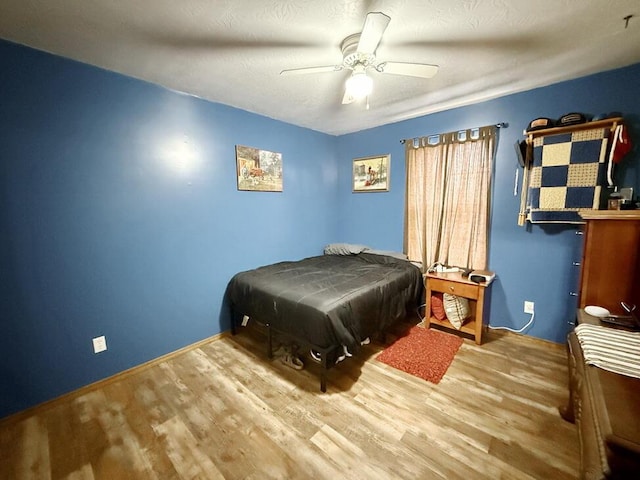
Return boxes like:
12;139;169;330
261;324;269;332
227;253;423;351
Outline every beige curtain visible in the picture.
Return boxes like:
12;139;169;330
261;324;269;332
404;126;496;270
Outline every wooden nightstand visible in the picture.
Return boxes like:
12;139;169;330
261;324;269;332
424;271;491;344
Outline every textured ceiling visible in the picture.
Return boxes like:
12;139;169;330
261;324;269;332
1;0;639;135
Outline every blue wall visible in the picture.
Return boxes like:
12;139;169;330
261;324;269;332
0;41;339;418
336;63;640;344
1;37;639;418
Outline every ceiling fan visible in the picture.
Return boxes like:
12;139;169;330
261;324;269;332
280;12;439;106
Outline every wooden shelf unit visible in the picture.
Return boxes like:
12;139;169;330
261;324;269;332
523;117;624;141
424;272;491;344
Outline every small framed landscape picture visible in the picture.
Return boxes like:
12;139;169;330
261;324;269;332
352;154;390;192
236;145;283;192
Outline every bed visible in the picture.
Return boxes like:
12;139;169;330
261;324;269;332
226;246;423;391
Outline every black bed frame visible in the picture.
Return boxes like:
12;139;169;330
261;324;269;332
230;306;343;392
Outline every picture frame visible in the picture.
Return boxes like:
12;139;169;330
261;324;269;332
352;154;390;192
236;145;283;192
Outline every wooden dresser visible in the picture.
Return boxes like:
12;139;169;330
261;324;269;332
578;211;640;315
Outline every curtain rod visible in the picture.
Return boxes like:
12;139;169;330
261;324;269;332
399;122;508;144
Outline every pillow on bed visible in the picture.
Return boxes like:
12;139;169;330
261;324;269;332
443;293;470;330
431;294;446;321
324;243;369;255
365;249;409;260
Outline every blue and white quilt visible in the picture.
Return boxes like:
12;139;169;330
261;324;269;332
527;128;609;223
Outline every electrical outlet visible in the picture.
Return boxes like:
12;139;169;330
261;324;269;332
524;301;535;314
92;335;107;353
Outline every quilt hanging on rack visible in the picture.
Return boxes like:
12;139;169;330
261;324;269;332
526;127;609;224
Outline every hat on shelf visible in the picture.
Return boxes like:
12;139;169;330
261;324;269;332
591;111;623;121
557;112;589;126
526;117;555;132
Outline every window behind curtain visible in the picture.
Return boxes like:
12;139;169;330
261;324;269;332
404;126;496;270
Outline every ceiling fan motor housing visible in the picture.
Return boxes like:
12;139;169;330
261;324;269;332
341;34;376;69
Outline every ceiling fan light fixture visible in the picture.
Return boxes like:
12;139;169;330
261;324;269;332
346;70;373;99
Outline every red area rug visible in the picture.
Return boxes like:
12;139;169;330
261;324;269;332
376;326;463;384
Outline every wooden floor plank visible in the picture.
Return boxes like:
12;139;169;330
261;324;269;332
0;321;580;479
17;416;51;480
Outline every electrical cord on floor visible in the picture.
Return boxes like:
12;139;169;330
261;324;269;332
489;311;535;333
419;300;534;333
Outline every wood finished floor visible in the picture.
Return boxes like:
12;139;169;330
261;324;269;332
0;320;579;479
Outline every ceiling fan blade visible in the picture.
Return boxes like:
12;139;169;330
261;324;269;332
280;65;343;75
378;62;439;78
357;12;390;54
341;89;355;105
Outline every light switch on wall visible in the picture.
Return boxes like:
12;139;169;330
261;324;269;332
92;335;107;353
